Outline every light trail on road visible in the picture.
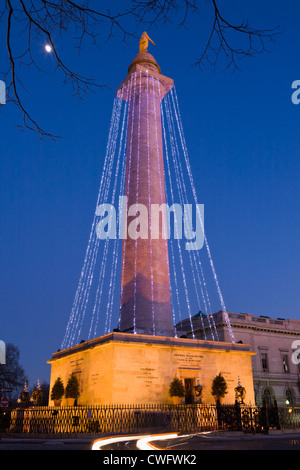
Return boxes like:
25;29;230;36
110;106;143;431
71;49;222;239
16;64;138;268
91;432;213;451
91;434;150;450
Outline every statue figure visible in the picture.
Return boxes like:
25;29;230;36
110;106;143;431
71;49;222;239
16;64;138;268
139;31;155;54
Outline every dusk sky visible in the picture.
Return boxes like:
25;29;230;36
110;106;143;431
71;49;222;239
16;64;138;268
1;0;299;387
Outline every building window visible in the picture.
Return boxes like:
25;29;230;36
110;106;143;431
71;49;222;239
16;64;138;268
262;388;274;406
286;388;295;405
282;354;290;374
261;352;269;372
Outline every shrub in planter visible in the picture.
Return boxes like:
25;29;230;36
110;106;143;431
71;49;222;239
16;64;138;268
50;377;64;406
65;374;80;405
169;377;185;404
211;372;228;403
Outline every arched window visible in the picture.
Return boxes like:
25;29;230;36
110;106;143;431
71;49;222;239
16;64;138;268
286;388;295;406
262;388;274;406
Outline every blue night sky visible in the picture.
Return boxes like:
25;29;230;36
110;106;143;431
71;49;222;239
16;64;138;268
0;0;299;386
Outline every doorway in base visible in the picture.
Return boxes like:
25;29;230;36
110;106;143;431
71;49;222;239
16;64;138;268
184;378;195;404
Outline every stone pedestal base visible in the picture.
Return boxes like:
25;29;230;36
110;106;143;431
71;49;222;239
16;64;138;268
48;332;255;405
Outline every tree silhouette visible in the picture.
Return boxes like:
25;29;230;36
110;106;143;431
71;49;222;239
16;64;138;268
0;343;27;399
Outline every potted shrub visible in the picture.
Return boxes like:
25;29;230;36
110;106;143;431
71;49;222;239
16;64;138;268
169;377;185;405
50;377;64;406
211;372;228;404
65;374;80;406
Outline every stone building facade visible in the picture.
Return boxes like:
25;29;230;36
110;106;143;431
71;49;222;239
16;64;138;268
177;311;300;406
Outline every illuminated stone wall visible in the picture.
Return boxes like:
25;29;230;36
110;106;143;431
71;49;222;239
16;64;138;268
48;332;255;405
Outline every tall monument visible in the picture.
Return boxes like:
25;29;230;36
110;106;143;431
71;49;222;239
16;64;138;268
117;33;175;336
48;35;255;406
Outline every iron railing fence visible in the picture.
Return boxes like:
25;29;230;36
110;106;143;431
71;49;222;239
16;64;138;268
6;404;217;435
278;407;300;429
0;403;289;436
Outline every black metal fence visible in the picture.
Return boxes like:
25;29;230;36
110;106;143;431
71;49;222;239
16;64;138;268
278;407;300;429
1;402;293;436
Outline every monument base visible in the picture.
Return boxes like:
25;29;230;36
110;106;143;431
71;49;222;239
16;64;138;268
48;332;255;405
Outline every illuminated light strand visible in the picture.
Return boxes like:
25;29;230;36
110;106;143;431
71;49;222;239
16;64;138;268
91;93;127;340
146;70;155;334
198;258;219;339
164;93;215;341
151;74;161;335
155;78;174;336
119;72;137;332
61;97;117;348
165;93;204;338
61;97;122;349
119;75;135;330
151;74;165;336
75;97;122;343
88;97;128;339
164;85;215;341
72;96;122;346
104;100;128;335
62;73;234;346
168;88;218;340
163;94;195;339
158;85;177;334
133;70;142;334
164;94;208;339
107;100;128;334
163;95;193;336
170;87;224;339
171;87;235;342
73;97;123;345
167;91;214;341
74;98;123;344
100;99;127;336
166;92;208;340
161;104;182;336
88;238;108;338
107;139;127;334
168;92;218;340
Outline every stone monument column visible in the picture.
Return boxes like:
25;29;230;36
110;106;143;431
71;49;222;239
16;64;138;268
117;36;175;337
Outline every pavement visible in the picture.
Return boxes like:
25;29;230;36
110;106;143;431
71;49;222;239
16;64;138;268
154;430;300;451
0;437;94;450
1;429;300;451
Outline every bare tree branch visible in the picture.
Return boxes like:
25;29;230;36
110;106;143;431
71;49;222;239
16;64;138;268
130;0;279;72
2;0;136;139
194;0;280;73
0;0;280;139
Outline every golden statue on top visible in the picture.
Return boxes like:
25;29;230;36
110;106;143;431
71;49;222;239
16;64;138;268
139;31;155;53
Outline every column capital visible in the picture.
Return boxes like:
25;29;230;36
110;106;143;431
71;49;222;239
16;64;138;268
117;53;174;101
